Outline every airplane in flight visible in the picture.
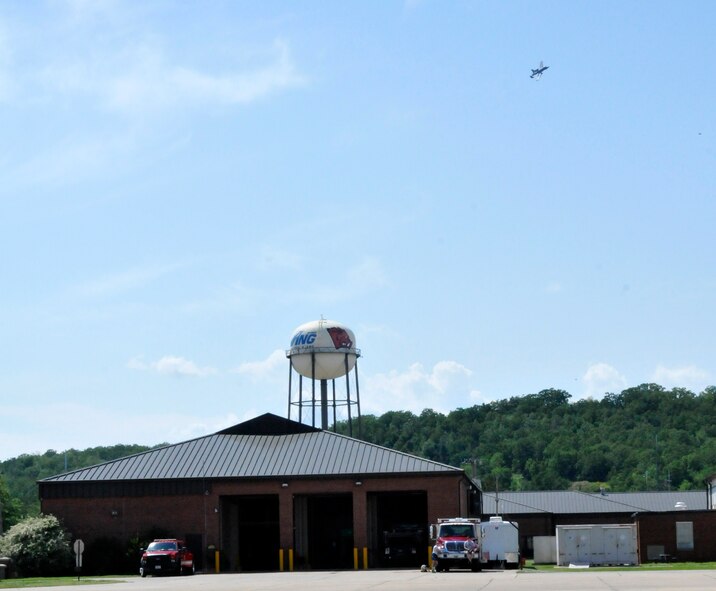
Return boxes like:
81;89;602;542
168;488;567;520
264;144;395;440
530;61;549;79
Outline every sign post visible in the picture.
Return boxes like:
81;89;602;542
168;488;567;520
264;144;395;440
73;539;85;581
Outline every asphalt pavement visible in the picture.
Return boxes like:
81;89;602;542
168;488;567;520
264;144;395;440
16;569;716;591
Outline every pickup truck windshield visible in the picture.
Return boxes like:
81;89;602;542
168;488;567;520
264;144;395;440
148;542;178;551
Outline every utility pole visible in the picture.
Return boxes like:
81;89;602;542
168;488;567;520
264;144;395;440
654;434;659;491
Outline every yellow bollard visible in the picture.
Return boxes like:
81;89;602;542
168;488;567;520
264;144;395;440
353;547;359;570
215;550;220;574
428;546;433;569
279;548;284;572
363;547;368;569
289;548;294;572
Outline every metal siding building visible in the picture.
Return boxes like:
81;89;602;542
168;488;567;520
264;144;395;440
40;413;478;572
481;490;708;516
480;490;715;563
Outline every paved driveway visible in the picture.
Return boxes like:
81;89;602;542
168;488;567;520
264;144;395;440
23;569;716;591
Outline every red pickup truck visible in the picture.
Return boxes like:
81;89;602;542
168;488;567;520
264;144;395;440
140;539;195;577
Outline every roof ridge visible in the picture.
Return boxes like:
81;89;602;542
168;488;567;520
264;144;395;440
572;489;652;512
40;422;460;483
321;429;460;472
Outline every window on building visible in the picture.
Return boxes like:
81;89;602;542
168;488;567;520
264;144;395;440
676;521;694;551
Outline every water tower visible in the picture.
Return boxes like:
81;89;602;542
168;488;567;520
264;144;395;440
286;319;362;435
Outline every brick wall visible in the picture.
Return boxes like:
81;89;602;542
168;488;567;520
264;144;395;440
637;511;716;562
41;472;468;569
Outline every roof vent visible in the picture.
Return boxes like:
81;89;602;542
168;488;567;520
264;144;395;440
675;501;688;510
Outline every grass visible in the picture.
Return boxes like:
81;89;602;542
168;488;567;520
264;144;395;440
0;576;126;588
523;560;716;572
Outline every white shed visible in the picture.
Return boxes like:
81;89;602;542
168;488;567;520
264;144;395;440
556;524;638;567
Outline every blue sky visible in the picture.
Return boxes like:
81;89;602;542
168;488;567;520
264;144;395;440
1;1;714;460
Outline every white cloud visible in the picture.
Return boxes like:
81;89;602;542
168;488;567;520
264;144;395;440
545;281;562;293
72;262;181;298
292;256;390;306
363;360;475;415
428;360;473;393
128;355;217;377
582;362;627;399
403;0;425;13
187;254;391;316
7;126;144;187
652;365;710;391
469;389;489;403
0;25;16;102
233;349;287;380
346;257;389;293
175;42;302;101
256;245;306;272
95;38;304;114
0;402;242;460
63;0;121;22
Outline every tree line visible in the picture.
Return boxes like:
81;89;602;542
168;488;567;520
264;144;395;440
338;383;716;493
2;383;716;529
1;444;153;529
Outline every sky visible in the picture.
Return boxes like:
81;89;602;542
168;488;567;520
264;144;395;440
1;0;714;461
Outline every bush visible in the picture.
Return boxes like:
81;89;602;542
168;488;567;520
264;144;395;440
0;514;72;576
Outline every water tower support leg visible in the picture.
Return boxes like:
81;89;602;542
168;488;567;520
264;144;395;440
321;379;328;430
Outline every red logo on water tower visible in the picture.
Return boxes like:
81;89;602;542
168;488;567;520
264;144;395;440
327;327;352;349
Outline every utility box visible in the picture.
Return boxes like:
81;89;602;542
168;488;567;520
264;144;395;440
533;536;556;564
556;524;638;567
480;516;520;568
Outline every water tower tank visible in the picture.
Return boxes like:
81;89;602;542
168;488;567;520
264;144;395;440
286;319;362;434
288;319;358;379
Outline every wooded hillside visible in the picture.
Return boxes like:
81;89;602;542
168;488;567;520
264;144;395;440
2;383;715;529
339;383;716;492
1;444;154;528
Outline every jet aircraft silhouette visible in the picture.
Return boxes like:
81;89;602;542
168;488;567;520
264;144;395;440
530;61;549;79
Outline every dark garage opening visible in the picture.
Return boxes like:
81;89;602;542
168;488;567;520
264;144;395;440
371;491;428;568
295;494;354;570
222;495;280;572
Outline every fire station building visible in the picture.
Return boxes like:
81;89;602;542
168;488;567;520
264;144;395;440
39;413;480;571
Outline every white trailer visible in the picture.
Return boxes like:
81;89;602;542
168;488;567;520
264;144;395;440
479;516;520;569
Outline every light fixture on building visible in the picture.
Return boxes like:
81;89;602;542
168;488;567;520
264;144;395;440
110;509;119;517
281;482;289;488
355;481;362;486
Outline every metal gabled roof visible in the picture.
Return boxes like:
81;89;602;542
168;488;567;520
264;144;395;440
481;490;708;515
40;413;460;483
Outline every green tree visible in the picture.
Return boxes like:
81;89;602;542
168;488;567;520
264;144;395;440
0;514;72;576
0;476;24;531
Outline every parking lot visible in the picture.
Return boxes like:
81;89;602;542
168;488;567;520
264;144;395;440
17;568;716;591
